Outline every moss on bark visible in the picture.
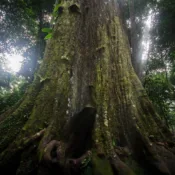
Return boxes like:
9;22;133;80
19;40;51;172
0;0;175;174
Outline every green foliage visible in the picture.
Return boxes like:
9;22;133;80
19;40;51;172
42;28;53;40
44;33;53;40
0;76;28;114
144;71;175;129
42;28;52;33
0;0;55;80
152;0;175;52
53;3;62;14
51;1;63;25
144;0;175;130
81;156;91;169
0;0;38;53
0;70;11;88
0;0;58;115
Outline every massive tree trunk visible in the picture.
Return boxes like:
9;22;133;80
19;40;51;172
0;0;175;175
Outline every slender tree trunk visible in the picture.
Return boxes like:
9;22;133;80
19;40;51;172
0;0;175;175
31;2;45;81
128;0;142;79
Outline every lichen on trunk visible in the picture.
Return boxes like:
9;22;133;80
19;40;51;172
0;0;175;175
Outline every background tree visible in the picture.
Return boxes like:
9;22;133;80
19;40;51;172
119;0;154;78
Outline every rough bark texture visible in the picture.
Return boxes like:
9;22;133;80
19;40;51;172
0;0;175;175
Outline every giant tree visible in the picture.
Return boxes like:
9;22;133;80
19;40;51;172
0;0;175;175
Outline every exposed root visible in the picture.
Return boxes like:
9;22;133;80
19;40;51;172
67;150;92;167
21;129;46;148
0;129;45;159
109;155;135;175
0;96;24;123
43;140;64;165
40;139;92;175
0;129;46;174
134;130;172;175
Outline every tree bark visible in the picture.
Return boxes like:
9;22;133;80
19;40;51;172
0;0;175;175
